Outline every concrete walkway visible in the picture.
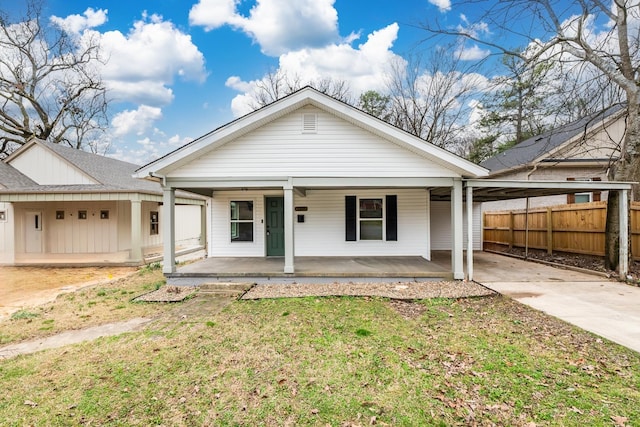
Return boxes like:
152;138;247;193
473;252;640;353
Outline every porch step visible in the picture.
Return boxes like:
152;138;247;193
198;282;254;297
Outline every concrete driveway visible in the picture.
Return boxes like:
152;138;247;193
474;252;640;353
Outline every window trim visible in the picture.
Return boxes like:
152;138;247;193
150;211;159;235
230;200;254;242
358;197;384;241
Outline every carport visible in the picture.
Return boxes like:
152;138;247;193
434;179;635;281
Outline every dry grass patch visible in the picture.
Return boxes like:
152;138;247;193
0;294;638;426
0;266;169;345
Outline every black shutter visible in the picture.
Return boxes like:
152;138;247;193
345;196;357;241
386;195;397;241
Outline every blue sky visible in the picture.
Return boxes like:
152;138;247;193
30;0;504;165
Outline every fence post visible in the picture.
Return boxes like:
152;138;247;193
509;211;514;249
546;207;553;254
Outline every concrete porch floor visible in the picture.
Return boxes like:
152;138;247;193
168;252;453;280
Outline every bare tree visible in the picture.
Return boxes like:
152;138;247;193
385;48;486;153
424;0;640;271
248;68;352;109
0;0;108;157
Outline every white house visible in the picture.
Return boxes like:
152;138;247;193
135;87;490;279
0;139;206;266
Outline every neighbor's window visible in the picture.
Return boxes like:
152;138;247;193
100;210;109;220
56;211;64;220
574;193;591;203
0;210;5;222
359;198;383;240
230;201;253;242
78;210;87;220
150;211;159;235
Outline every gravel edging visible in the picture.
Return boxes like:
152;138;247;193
241;280;495;300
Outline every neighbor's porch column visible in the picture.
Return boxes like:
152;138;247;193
619;189;629;279
130;196;143;264
451;178;464;280
199;202;207;249
283;183;295;273
466;184;474;281
163;187;176;274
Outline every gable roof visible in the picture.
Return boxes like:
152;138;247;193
480;104;624;175
135;86;489;179
0;162;37;189
1;140;202;200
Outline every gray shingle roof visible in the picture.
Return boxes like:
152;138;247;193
39;140;160;193
480;104;624;174
0;162;37;188
1;140;202;200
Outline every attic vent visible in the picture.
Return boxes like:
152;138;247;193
302;113;317;133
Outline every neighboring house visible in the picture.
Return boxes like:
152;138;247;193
0;139;206;266
135;87;489;279
481;105;625;211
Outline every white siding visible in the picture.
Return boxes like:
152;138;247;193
430;201;482;251
9;144;97;185
169;107;458;179
175;205;202;247
209;189;430;258
0;202;15;264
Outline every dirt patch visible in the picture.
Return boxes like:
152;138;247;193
133;286;198;302
0;266;138;320
388;299;428;319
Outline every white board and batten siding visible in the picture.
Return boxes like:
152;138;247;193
209;189;430;258
0;202;15;263
430;201;482;251
8;144;97;185
168;106;459;179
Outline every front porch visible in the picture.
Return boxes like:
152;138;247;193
168;252;453;280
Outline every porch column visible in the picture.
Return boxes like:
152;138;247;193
283;184;295;273
451;179;464;280
619;189;629;278
466;185;474;281
163;187;176;274
199;202;207;249
130;197;143;263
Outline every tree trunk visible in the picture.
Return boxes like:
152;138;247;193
605;95;640;272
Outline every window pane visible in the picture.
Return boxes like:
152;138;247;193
574;194;590;203
231;201;253;220
231;222;253;242
359;199;382;218
360;220;382;240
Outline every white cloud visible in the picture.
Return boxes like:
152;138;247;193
228;23;404;116
111;134;194;165
456;44;491;60
50;8;108;33
429;0;451;13
111;105;162;137
56;10;207;107
189;0;339;56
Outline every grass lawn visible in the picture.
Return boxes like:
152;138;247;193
1;272;639;426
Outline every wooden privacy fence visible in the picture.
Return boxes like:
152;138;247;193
483;201;640;260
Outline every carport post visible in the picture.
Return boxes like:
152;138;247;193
466;185;474;281
619;189;629;278
451;179;464;280
162;187;176;274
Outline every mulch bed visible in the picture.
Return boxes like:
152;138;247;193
497;247;640;282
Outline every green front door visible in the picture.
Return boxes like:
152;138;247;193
266;197;285;256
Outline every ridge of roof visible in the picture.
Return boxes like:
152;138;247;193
480;104;624;174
